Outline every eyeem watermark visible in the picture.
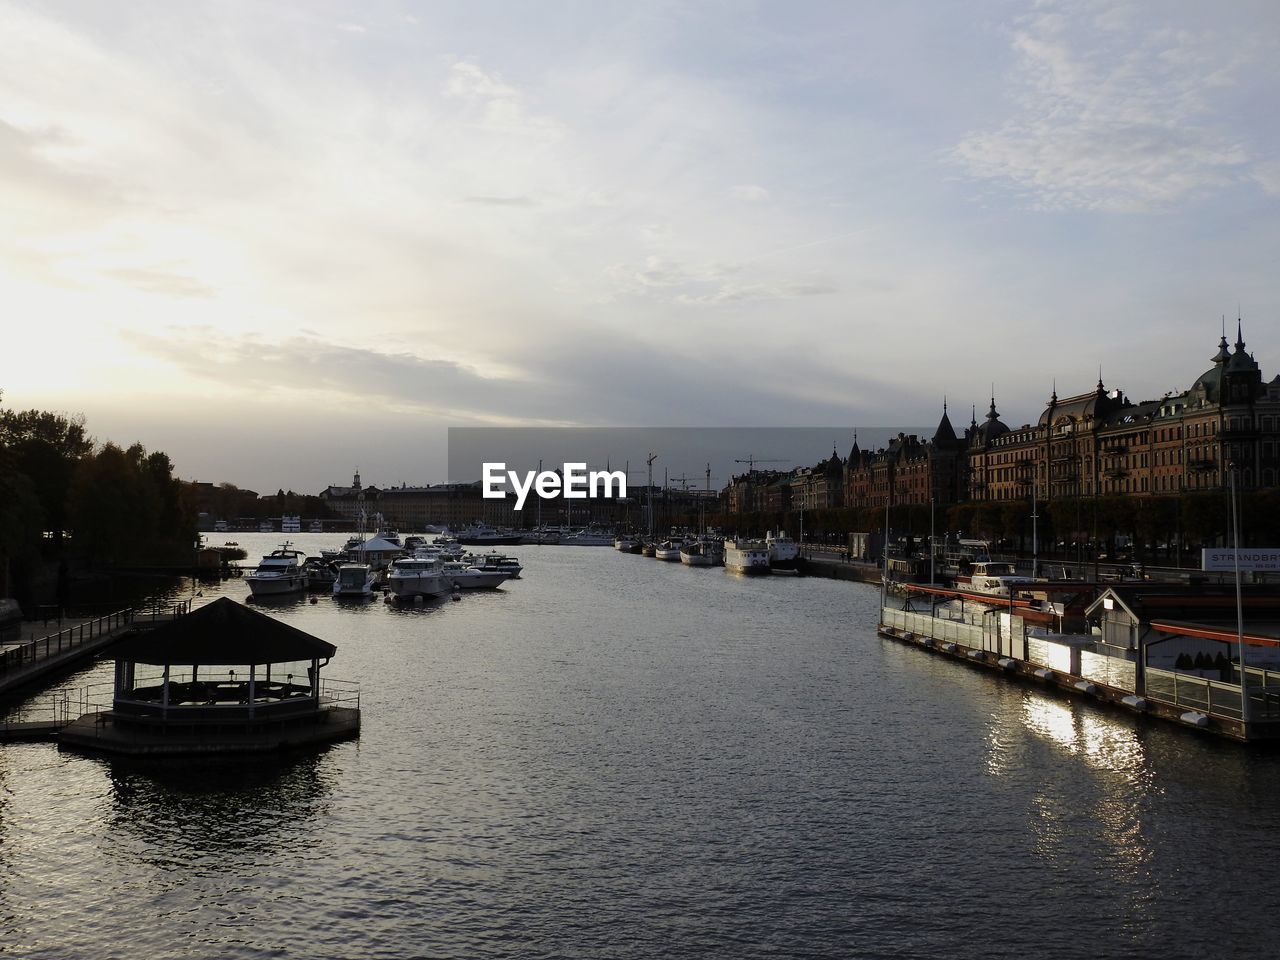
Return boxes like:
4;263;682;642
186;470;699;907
483;462;627;511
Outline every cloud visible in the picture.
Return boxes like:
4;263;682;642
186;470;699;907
729;184;769;202
951;3;1257;211
462;195;538;207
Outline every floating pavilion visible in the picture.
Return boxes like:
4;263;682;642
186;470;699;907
59;597;360;756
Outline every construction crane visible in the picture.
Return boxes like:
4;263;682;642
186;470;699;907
733;456;788;473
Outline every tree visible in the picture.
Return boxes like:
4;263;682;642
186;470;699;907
0;406;93;541
67;441;196;566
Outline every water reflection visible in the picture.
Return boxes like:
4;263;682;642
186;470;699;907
104;751;337;860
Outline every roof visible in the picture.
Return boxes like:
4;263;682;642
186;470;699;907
353;536;403;552
110;597;337;665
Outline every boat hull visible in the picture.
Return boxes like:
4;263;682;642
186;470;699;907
246;575;307;596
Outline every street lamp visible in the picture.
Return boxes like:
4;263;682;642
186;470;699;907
1229;462;1248;725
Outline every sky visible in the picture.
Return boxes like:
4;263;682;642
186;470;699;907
2;0;1278;493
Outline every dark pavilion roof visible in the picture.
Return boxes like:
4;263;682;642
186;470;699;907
111;597;337;665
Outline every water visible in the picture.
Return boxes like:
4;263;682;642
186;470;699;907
3;533;1280;959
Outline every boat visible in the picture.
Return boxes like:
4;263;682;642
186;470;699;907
641;541;658;557
386;555;451;600
766;530;799;571
469;552;523;579
303;557;337;591
614;535;642;552
281;515;301;533
455;523;523;546
432;535;467;560
213;519;228;533
521;528;562;545
309;519;324;533
653;539;684;561
441;560;511;590
724;538;771;575
333;563;376;597
958;561;1037;596
679;539;722;567
245;544;308;596
258;519;274;533
562;528;615;546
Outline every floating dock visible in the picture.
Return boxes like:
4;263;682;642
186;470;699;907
879;582;1280;741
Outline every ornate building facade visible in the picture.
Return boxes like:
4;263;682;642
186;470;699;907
729;324;1280;514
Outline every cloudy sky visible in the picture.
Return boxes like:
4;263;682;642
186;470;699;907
2;0;1278;492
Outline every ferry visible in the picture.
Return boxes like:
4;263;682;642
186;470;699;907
456;524;523;546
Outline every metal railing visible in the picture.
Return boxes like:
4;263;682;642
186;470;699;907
0;609;135;673
1145;667;1246;720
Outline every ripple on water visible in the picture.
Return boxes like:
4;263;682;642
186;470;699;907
4;540;1280;958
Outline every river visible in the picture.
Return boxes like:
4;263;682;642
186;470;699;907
2;533;1277;959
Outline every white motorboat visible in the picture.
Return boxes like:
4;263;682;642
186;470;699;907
679;539;722;567
441;560;510;589
432;535;467;560
386;555;451;600
333;563;375;597
766;530;799;571
724;539;771;575
958;561;1037;596
653;539;684;561
245;544;307;596
562;528;615;546
469;552;523;579
614;535;642;552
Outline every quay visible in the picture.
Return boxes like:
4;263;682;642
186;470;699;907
879;581;1280;741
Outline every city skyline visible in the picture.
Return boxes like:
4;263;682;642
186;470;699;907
3;0;1278;492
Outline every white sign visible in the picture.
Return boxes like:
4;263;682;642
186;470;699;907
1202;548;1280;572
482;462;627;511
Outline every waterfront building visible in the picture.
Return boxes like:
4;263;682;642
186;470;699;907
842;405;966;509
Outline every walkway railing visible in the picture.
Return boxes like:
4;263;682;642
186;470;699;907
0;609;135;673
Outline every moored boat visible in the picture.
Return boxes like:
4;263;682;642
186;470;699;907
679;539;722;567
456;524;523;546
441;560;511;589
724;539;771;575
333;563;375;597
245;544;308;596
469;552;523;579
303;557;337;591
562;528;615;546
653;539;684;562
386;555;451;600
958;561;1037;596
766;530;799;570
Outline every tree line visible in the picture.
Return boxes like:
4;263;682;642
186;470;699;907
677;488;1278;562
1;394;198;601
